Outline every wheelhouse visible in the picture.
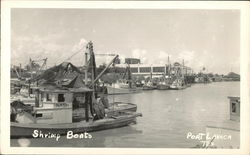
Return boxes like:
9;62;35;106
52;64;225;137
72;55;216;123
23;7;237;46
33;87;93;124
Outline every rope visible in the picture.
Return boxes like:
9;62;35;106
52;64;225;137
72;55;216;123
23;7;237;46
63;47;86;62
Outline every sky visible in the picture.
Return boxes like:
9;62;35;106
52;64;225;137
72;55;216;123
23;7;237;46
11;9;240;74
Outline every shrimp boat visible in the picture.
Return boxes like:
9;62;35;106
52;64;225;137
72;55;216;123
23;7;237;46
169;78;186;90
10;41;142;138
11;86;141;138
142;81;156;90
142;72;156;90
106;80;139;95
107;64;141;95
157;81;170;90
157;76;171;90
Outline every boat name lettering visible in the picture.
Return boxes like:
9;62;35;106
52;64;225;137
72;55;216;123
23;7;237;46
55;103;68;108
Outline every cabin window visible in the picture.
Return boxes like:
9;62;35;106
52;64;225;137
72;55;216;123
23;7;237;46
58;94;65;102
30;88;33;94
41;93;45;101
232;102;236;113
73;95;85;109
36;113;43;117
46;94;52;101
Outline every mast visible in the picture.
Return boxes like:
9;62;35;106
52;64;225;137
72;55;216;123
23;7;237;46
168;56;171;77
88;42;95;86
150;66;152;81
84;50;88;86
84;42;90;122
29;58;33;79
182;59;184;78
19;63;22;77
89;41;97;98
128;63;132;88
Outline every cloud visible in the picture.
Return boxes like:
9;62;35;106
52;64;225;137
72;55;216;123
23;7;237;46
178;50;195;62
158;51;169;59
156;51;172;64
61;38;90;66
11;34;73;67
72;38;88;52
131;49;148;63
131;49;147;58
175;50;212;72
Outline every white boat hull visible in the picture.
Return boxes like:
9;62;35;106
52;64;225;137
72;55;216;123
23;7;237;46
107;86;140;95
11;112;142;138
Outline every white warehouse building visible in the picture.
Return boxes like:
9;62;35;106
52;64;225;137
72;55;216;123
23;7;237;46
115;62;193;77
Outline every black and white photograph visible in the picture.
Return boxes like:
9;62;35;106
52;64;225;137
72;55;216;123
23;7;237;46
1;1;249;155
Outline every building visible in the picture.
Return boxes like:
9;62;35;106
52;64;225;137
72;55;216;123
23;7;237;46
116;62;193;77
125;58;141;64
223;72;240;81
228;96;240;122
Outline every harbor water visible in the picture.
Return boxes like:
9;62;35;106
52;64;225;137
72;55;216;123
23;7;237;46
11;82;240;148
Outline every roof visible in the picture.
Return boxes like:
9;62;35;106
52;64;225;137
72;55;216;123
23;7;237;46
228;96;240;101
63;74;86;88
31;62;91;89
33;62;82;82
39;86;93;93
228;96;240;103
225;72;240;78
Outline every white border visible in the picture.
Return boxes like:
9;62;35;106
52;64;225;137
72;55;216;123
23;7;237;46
1;1;249;155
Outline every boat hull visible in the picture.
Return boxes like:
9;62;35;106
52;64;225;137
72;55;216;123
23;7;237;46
106;102;137;116
169;86;186;90
142;86;156;90
107;86;140;95
157;85;170;90
11;112;142;138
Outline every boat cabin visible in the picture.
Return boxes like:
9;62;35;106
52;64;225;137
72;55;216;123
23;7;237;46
33;87;93;124
228;96;240;122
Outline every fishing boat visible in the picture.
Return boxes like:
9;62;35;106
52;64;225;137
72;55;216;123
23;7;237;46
11;112;141;138
11;86;141;138
135;81;144;87
10;41;142;138
157;81;170;90
157;56;171;90
142;81;156;90
169;78;186;90
142;72;156;90
105;102;137;116
106;64;141;95
156;75;171;90
106;82;139;95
